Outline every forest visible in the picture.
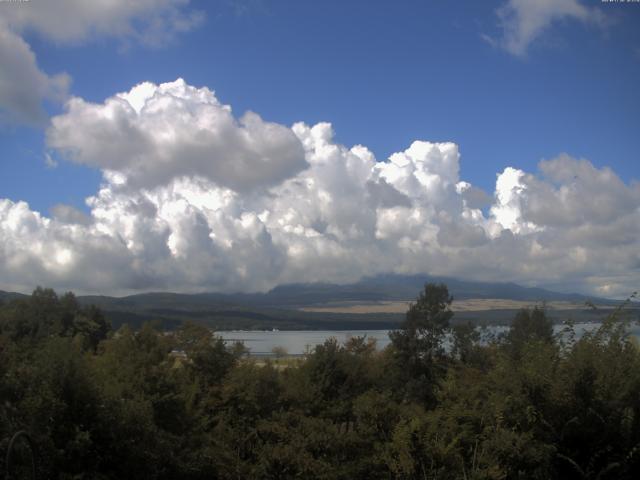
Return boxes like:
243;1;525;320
1;284;639;479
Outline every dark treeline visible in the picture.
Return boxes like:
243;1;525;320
1;284;639;479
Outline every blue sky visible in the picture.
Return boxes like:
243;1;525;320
0;0;639;296
3;0;638;214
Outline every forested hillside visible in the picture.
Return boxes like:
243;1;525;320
1;285;639;479
0;275;615;331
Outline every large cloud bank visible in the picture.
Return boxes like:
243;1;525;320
1;79;639;297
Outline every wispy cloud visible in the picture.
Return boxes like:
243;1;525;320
0;0;204;46
486;0;608;57
44;152;58;169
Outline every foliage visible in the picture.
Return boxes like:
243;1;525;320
1;285;639;479
505;306;554;357
388;283;454;404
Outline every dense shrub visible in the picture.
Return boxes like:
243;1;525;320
1;286;639;479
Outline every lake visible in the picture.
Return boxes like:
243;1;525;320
218;322;640;356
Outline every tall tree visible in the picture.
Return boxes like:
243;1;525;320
388;283;454;405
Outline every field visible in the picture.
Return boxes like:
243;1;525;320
299;298;614;314
298;298;629;326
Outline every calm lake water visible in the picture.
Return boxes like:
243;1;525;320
218;322;640;356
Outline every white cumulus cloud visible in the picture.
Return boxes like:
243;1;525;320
1;79;639;298
47;79;308;192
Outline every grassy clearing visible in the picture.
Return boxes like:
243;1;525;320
299;298;615;314
245;355;306;370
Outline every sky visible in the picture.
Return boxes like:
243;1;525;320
0;0;638;297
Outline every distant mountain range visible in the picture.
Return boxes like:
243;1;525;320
0;275;618;330
250;274;612;306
